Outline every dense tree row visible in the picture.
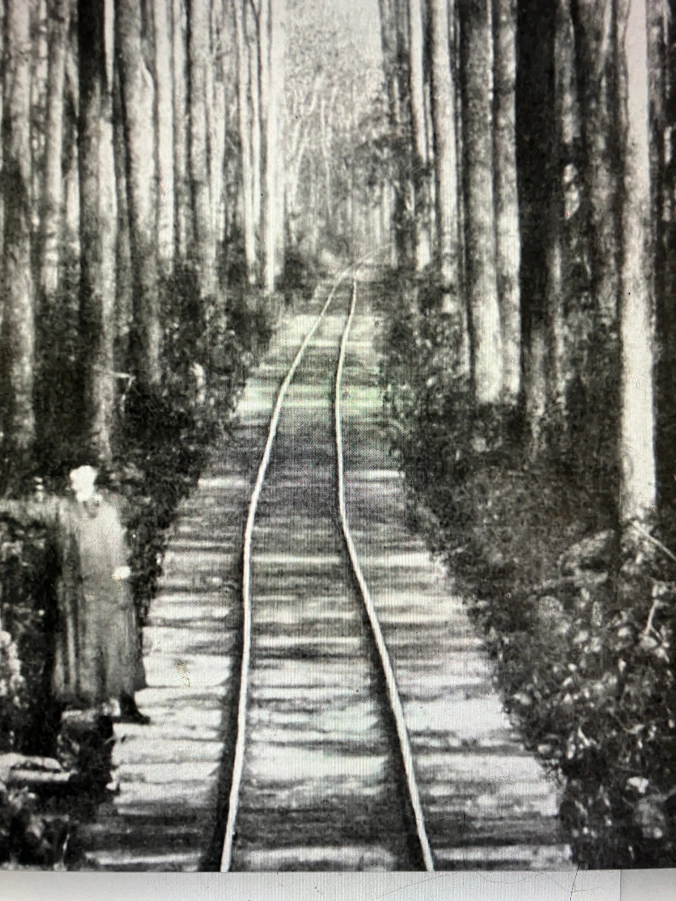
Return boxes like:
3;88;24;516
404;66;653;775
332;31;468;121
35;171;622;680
376;0;666;540
0;0;289;493
0;0;669;549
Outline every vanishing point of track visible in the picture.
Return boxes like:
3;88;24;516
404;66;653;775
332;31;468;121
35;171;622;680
219;266;435;872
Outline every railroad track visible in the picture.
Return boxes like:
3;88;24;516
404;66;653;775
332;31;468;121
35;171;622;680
218;267;435;872
79;262;568;872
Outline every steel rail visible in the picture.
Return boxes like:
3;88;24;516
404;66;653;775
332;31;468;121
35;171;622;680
219;268;356;872
334;279;435;872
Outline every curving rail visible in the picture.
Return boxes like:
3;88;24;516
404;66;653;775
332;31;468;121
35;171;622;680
334;280;434;872
219;267;355;872
220;260;433;872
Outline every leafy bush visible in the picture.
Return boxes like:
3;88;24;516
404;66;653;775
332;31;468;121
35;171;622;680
380;284;676;868
380;277;474;495
0;517;60;756
118;269;276;623
0;632;26;752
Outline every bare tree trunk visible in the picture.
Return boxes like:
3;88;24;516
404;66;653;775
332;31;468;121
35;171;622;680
30;0;49;223
319;93;333;225
430;0;467;369
78;0;117;465
270;0;286;279
517;0;555;456
154;0;175;269
247;1;262;242
1;0;36;483
662;0;676;405
116;0;162;389
172;0;189;261
39;0;70;302
460;0;502;404
188;0;216;300
544;0;577;448
208;1;226;254
113;68;133;375
408;0;431;269
616;0;656;525
259;0;276;293
570;0;618;329
378;0;409;266
63;73;80;260
234;0;256;283
0;3;4;262
492;0;521;404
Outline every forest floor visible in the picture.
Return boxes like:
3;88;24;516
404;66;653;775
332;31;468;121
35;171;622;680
377;279;676;869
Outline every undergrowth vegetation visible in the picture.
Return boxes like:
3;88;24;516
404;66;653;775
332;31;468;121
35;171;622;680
379;273;676;868
0;254;305;867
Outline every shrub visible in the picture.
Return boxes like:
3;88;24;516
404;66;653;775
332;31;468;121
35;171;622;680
380;282;676;868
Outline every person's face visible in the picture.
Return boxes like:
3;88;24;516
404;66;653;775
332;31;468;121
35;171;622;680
69;466;97;502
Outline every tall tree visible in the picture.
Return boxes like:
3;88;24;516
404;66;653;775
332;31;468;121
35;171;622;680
378;0;410;265
172;0;189;261
516;0;556;456
1;0;36;483
430;0;467;371
78;0;117;465
259;0;276;293
616;0;656;526
234;0;257;283
39;0;71;303
570;0;618;329
492;0;521;404
543;0;575;448
270;0;286;277
113;68;133;375
116;0;162;389
188;0;217;300
154;0;175;269
460;0;503;404
408;0;431;269
247;0;262;244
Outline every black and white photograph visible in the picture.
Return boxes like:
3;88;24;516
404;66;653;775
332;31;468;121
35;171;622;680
0;0;674;882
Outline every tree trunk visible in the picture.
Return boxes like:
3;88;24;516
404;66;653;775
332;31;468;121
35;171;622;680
516;0;555;455
460;0;502;404
544;0;577;449
270;0;286;279
30;0;49;221
116;0;162;389
78;0;117;466
39;0;70;303
154;0;175;269
1;0;36;483
616;0;656;525
430;0;467;371
172;0;189;261
208;1;226;254
63;78;80;260
0;3;4;260
188;0;216;300
259;0;276;293
492;0;521;404
234;0;256;283
113;68;133;376
247;1;262;242
570;0;618;330
378;0;408;266
408;0;431;269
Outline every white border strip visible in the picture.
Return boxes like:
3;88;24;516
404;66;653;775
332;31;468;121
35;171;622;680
334;280;435;873
220;270;354;872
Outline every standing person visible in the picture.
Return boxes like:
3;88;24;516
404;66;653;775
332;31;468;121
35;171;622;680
2;466;149;723
52;465;149;723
